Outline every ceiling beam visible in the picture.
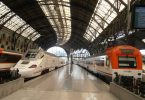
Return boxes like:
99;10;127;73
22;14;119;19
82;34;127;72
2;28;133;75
105;0;119;13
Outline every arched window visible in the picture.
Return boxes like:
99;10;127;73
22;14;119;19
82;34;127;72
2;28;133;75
47;46;68;63
47;46;67;57
72;49;90;59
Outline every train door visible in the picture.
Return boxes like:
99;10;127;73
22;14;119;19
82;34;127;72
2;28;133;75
106;55;113;75
106;56;111;69
92;58;96;72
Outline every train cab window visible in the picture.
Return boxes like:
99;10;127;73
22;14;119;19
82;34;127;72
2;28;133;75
118;56;136;68
31;53;37;58
25;52;37;58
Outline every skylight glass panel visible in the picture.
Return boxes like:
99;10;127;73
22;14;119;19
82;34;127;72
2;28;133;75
22;27;35;37
98;28;103;33
0;2;40;41
119;4;125;12
0;2;10;16
84;0;127;42
27;32;37;39
96;33;99;37
32;34;41;41
91;19;97;25
37;0;71;45
4;16;24;31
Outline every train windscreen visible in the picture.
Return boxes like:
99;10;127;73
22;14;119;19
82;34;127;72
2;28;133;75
118;56;136;68
25;51;37;58
0;54;21;63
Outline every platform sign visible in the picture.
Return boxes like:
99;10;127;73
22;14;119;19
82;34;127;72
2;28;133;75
132;5;145;29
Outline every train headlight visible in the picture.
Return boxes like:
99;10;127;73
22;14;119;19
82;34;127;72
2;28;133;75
29;65;37;68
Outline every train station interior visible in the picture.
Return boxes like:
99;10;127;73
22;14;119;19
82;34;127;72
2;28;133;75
0;0;145;100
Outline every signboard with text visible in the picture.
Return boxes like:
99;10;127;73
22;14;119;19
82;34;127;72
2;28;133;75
132;5;145;29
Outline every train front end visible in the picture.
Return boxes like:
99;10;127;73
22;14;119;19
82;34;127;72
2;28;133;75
13;49;42;78
106;45;142;82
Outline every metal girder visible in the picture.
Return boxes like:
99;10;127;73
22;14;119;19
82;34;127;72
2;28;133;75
94;13;109;24
27;30;37;39
118;0;127;7
18;25;30;35
44;2;62;40
12;25;31;45
0;13;16;30
92;17;104;29
105;0;119;13
38;1;70;7
71;17;100;35
71;1;95;14
0;11;11;19
89;9;127;55
70;37;88;48
15;23;27;33
88;23;100;34
87;28;96;38
1;0;97;50
40;39;56;50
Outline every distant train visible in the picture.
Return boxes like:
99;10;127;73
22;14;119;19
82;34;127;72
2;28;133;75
12;48;65;78
0;48;22;82
77;45;143;83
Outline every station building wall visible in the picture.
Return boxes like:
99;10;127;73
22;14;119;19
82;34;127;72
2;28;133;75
0;27;38;53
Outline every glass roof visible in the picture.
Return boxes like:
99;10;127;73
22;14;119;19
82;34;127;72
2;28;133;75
37;0;71;45
83;0;129;42
0;2;40;41
72;49;90;58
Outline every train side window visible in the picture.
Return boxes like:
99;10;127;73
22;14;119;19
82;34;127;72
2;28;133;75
96;60;104;66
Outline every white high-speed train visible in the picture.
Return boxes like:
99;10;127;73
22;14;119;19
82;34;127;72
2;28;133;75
12;48;65;78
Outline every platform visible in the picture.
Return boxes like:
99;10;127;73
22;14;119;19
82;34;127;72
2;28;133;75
1;65;118;100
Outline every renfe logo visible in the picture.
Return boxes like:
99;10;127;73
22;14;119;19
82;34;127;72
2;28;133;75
120;49;134;55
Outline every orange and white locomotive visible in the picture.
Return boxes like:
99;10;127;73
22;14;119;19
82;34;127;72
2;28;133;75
78;45;143;82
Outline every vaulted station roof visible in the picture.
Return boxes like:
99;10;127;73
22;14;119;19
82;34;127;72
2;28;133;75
37;0;71;45
1;0;57;49
1;0;145;54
